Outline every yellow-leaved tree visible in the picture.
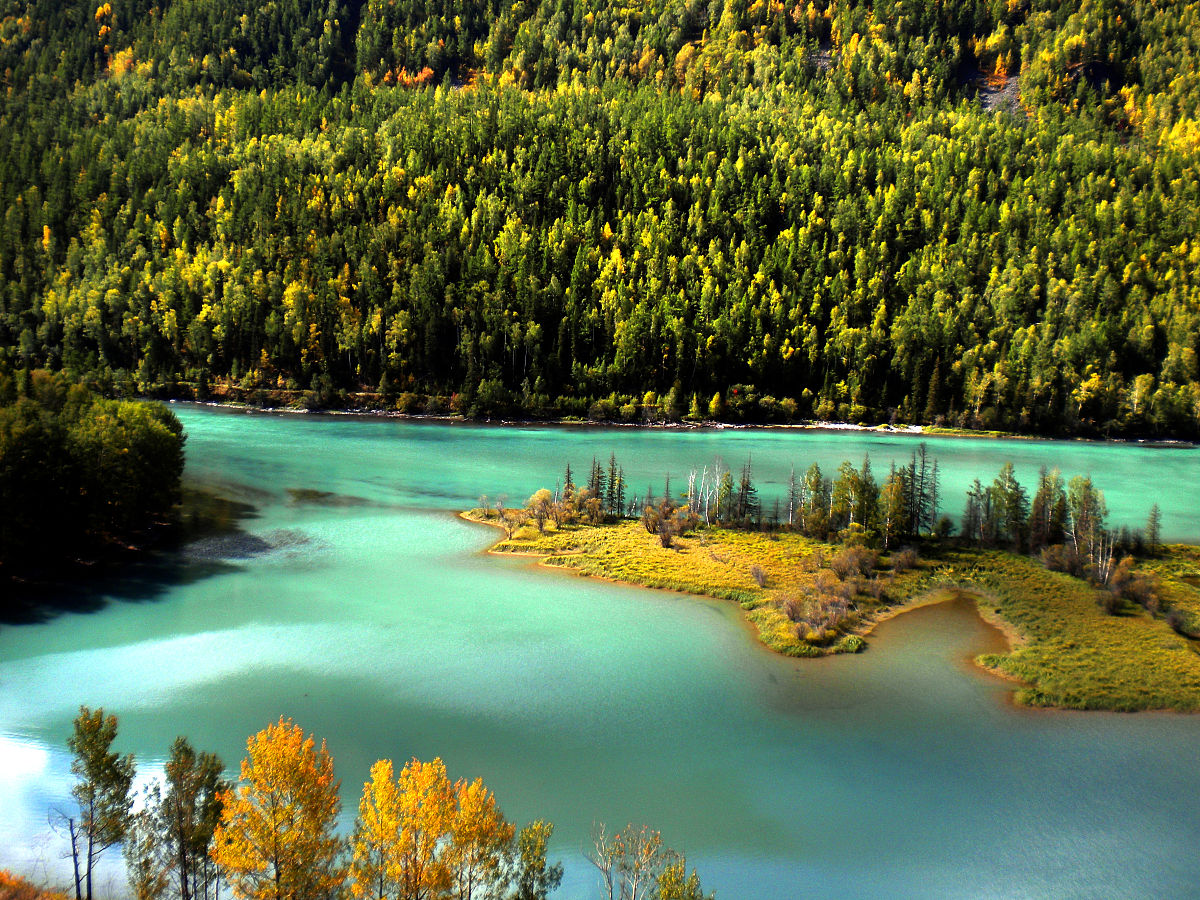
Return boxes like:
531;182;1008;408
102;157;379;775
448;777;514;900
210;718;344;900
349;759;401;900
394;758;455;900
348;758;515;900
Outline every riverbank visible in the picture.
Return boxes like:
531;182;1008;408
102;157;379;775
169;397;1200;447
462;512;1200;711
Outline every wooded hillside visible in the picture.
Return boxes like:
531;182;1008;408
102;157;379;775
3;0;1199;434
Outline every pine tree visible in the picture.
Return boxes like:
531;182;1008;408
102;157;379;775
962;479;986;545
927;459;941;534
605;453;618;515
853;453;879;532
588;457;605;499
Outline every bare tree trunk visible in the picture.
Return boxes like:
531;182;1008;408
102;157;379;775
86;827;94;900
68;817;83;900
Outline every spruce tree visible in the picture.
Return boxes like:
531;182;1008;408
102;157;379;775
1146;503;1163;556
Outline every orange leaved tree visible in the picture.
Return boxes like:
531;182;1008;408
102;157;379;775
211;718;345;900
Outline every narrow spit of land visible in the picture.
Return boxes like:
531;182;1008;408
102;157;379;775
462;511;1200;712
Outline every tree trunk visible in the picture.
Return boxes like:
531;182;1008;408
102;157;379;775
69;818;83;900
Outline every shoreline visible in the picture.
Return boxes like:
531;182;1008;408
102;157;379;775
458;513;1200;712
461;510;1027;687
172;399;1198;448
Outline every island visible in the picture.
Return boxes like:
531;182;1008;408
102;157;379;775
463;455;1200;713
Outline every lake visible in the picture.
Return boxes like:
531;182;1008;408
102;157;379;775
2;406;1198;898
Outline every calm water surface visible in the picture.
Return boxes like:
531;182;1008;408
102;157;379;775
2;406;1198;899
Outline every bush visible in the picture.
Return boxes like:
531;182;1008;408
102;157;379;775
395;392;423;413
1042;544;1082;577
892;547;919;572
831;545;878;579
1096;591;1123;615
749;564;768;588
833;634;864;654
1167;607;1200;638
588;397;618;421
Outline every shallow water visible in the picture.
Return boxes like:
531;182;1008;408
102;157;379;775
2;406;1198;899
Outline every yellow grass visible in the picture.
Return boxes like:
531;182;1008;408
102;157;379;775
938;549;1200;711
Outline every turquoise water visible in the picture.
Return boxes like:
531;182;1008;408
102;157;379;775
2;406;1199;898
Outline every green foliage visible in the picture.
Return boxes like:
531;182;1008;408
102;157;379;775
0;369;185;575
509;820;563;900
124;738;228;900
68;707;137;900
3;0;1200;436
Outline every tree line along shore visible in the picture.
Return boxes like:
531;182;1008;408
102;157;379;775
464;449;1200;711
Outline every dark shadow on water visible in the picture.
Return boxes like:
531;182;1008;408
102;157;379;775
0;484;265;627
286;488;372;507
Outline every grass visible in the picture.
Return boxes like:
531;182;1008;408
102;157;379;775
1139;543;1200;636
934;549;1200;711
463;510;1200;711
463;510;939;657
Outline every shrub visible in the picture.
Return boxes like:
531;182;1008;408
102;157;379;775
813;569;840;595
750;565;768;588
781;595;804;622
396;391;422;413
833;634;864;653
1097;591;1123;615
658;519;673;548
867;575;886;602
892;547;919;572
588;397;618;421
831;545;878;579
1042;544;1082;576
1167;607;1200;638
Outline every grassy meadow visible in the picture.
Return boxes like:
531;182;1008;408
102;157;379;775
463;512;1200;711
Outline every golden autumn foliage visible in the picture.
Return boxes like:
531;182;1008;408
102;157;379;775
448;778;515;900
349;758;515;900
392;758;455;900
0;871;70;900
211;718;344;900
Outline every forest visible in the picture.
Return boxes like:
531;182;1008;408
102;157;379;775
0;366;185;578
2;0;1200;434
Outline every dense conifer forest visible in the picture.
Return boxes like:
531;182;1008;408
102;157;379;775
3;0;1200;434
